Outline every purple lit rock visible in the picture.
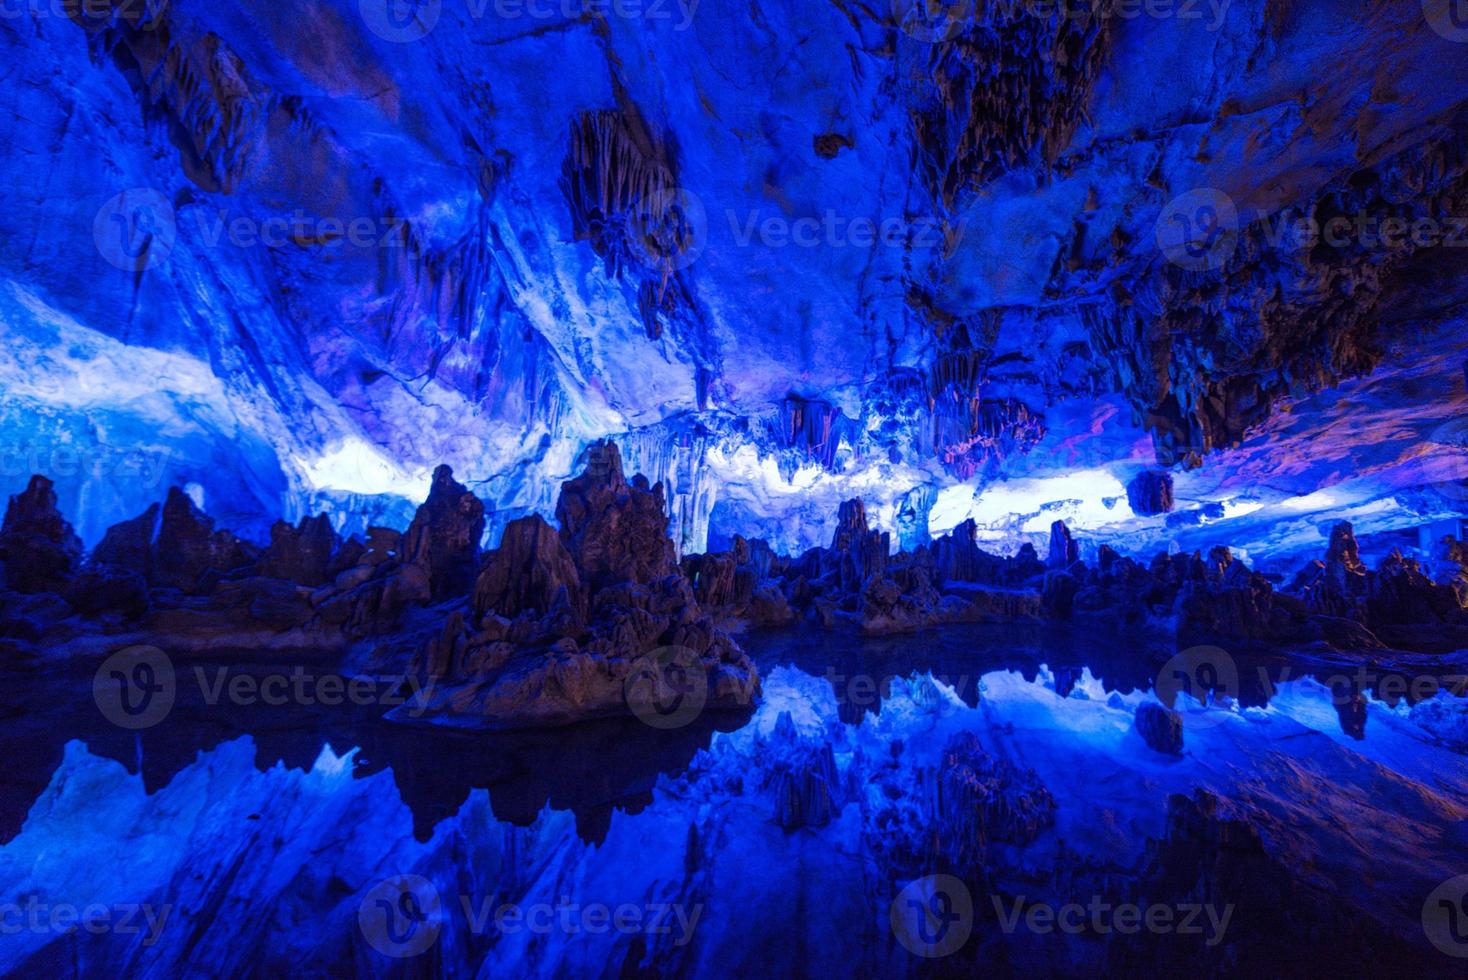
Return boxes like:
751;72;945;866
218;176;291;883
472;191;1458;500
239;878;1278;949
406;443;760;729
91;504;160;577
473;515;584;625
936;730;1057;875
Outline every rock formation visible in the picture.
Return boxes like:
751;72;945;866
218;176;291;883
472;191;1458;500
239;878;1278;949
935;731;1057;876
1134;703;1184;755
1291;522;1468;652
256;515;338;588
1127;471;1175;516
402;465;485;602
404;442;760;729
763;712;843;831
679;498;1468;656
151;488;257;595
3;476;1465;690
0;476;82;595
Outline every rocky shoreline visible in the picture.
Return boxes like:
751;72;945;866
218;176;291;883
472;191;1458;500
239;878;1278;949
3;442;1467;728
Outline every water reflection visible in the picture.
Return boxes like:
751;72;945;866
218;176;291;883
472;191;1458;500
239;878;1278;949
0;661;744;846
2;622;1465;845
746;622;1468;742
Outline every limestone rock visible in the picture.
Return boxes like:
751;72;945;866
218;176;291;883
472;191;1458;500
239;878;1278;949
404;444;760;729
1042;569;1078;619
935;731;1056;876
0;476;82;595
66;566;149;621
1135;702;1184;755
257;514;338;587
402;465;485;602
764;712;842;831
473;515;584;625
92;504;160;577
1047;519;1080;571
1127;470;1175;515
556;442;678;590
152;488;256;594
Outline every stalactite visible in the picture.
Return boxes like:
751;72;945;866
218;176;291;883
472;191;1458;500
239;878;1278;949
561;108;706;354
908;1;1116;207
561;110;680;281
1090;117;1468;466
614;423;717;557
89;13;269;196
769;395;856;476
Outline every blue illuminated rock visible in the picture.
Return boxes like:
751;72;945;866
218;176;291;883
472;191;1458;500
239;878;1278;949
1135;702;1184;756
0;0;1463;570
1127;471;1175;516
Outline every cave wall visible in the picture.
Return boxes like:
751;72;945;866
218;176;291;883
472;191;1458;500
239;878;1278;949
1;0;1466;560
